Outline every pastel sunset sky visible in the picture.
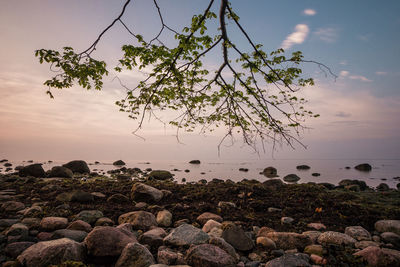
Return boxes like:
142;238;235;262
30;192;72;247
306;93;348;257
1;0;399;161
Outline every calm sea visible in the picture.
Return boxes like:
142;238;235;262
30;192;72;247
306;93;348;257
2;158;400;189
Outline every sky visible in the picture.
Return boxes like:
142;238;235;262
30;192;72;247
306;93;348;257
0;0;400;161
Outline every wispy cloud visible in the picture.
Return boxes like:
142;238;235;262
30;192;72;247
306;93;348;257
281;24;309;50
340;71;349;77
303;9;316;16
349;75;372;82
375;71;387;76
314;27;339;43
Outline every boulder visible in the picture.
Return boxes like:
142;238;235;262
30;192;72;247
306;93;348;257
62;160;90;174
75;210;104;225
353;246;400;267
17;238;85;267
263;167;278;178
164;224;209;247
5;241;35;258
375;220;400;235
317;231;356;246
265;232;311;250
40;217;68;232
148;170;173;180
377;183;390;191
113;160;126;166
189;160;201;164
355;163;372;172
19;164;45;177
209;236;238;260
256;237;276;250
51;229;88;242
202;219;222;233
265;253;311;267
186;244;236;267
345;226;371;241
84;226;137;257
118;211;157;230
107;193;130;204
67;220;92;232
381;232;400;247
131;183;163;203
156;210;173;227
95;217;114;227
283;174;300;183
115;242;155;267
338;179;368;191
197;212;223;225
48;166;73;178
139;227;166;248
221;224;254;251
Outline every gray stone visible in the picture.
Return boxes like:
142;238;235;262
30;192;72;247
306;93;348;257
353;246;400;267
113;160;126;166
75;210;103;225
51;229;87;242
6;223;29;237
355;163;372;172
70;190;94;203
186;244;236;267
48;166;73;178
118;211;157;230
317;231;356;246
265;253;311;267
139;227;166;248
283;174;300;183
345;226;371;241
17;238;85;267
222;224;254;251
40;217;68;231
197;212;223;225
164;224;209;247
209;236;238;260
149;170;173;180
265;232;311;250
157;210;173;227
263;167;278;178
5;241;35;258
107;193;130;203
131;183;163;203
375;220;400;235
62;160;90;173
67;220;92;232
115;242;155;267
381;232;400;247
19;164;45;177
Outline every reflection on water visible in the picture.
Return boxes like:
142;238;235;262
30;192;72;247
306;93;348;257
1;159;399;188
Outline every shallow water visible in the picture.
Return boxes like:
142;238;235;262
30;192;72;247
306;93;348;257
2;158;399;188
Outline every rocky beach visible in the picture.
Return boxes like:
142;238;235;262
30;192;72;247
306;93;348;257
0;159;400;266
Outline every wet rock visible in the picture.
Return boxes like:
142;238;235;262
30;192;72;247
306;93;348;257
312;173;321;176
107;193;130;203
67;220;92;232
189;160;201;164
17;238;85;267
296;165;310;170
95;217;114;226
115;242;155;267
1;201;25;212
218;201;236;209
62;160;90;174
5;241;35;258
157;247;181;265
209;236;238;260
202;219;222;233
265;253;311;267
197;212;223;225
306;223;326;231
84;226;137;257
139;227;166;248
283;174;300;183
131;183;163;203
353;246;400;267
263;167;278;178
377;183;390;191
256;237;276;250
281;217;294;225
304;244;324;256
265;232;311;250
239;168;249;172
21;218;41;230
222;224;254;251
50;229;87;242
22;206;43;217
338;179;368;191
75;210;104;225
375;220;400;235
48;166;73;178
6;223;29;237
345;226;371;241
186;244;236;267
149;170;173;180
19;164;45;178
355;240;380;249
381;232;400;247
70;190;94;203
118;211;157;230
156;210;172;227
317;231;356;246
113;160;126;166
164;224;209;247
355;163;372;172
40;217;68;231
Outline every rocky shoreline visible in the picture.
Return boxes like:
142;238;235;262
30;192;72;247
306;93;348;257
0;160;400;266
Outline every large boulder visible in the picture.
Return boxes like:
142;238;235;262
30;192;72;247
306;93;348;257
84;226;137;257
19;164;45;177
164;223;209;247
113;160;126;166
5;241;35;258
148;170;173;180
375;220;400;235
221;224;254;251
263;167;278;178
338;179;368;191
186;244;236;267
353;246;400;267
17;238;85;267
131;183;163;203
355;163;372;172
265;232;311;251
283;174;301;183
118;211;157;230
48;166;73;178
62;160;90;174
115;242;155;267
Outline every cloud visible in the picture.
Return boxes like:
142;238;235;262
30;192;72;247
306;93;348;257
349;75;372;82
340;71;349;77
281;24;309;50
375;71;387;76
314;27;338;43
335;111;352;118
339;60;347;66
358;34;372;42
303;9;316;16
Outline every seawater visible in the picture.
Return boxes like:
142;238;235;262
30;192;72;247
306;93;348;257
2;158;400;188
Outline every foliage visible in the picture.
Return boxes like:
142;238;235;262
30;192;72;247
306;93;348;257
35;0;333;151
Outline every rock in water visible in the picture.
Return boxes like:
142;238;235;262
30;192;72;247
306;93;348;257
17;238;85;267
354;163;372;172
189;160;201;164
113;160;126;166
263;167;278;178
283;174;301;183
148;170;173;180
48;166;73;178
19;164;45;177
62;160;90;174
296;165;310;170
